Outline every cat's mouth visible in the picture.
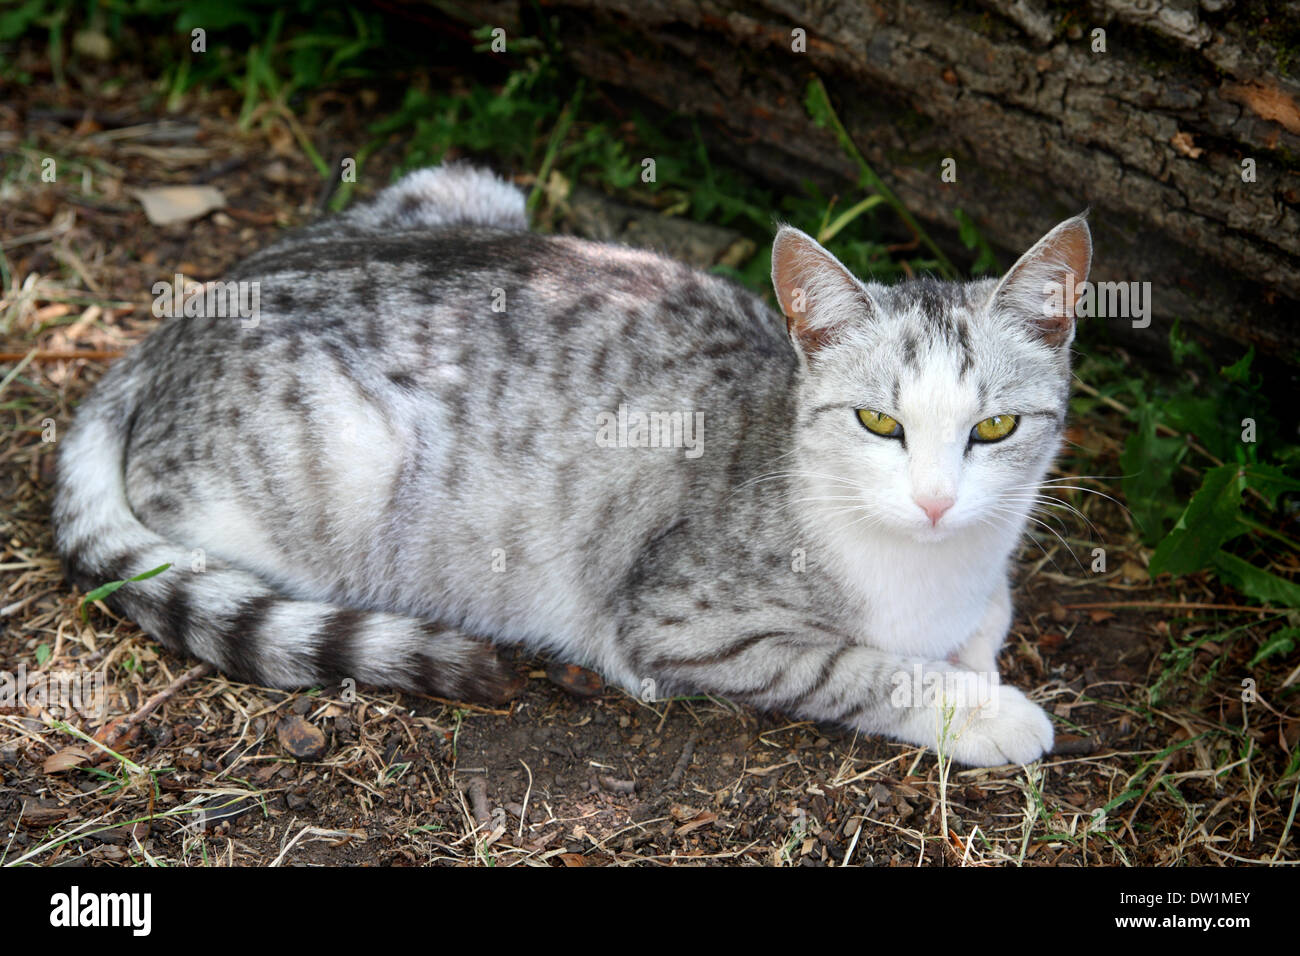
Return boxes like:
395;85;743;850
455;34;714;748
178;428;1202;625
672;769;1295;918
903;515;964;542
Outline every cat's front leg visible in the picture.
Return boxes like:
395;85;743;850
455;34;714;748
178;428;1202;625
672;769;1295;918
951;577;1012;675
636;629;1052;767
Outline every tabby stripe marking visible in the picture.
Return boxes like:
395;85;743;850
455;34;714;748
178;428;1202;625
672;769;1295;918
312;608;367;685
652;630;791;671
222;594;278;683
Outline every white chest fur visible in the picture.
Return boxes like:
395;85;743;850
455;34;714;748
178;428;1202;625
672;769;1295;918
827;522;1013;659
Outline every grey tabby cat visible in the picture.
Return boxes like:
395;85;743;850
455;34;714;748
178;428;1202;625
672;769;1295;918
54;163;1092;766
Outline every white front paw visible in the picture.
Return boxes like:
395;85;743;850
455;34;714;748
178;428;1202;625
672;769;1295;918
942;685;1054;767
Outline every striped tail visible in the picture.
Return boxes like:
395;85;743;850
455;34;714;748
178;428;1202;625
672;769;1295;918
51;375;522;703
340;162;528;233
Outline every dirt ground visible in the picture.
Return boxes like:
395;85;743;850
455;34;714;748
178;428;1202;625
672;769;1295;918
2;54;1296;867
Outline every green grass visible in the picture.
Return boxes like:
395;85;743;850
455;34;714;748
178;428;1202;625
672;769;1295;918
80;562;171;623
1072;325;1300;705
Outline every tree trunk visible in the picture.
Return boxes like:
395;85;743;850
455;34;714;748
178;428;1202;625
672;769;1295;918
464;0;1300;364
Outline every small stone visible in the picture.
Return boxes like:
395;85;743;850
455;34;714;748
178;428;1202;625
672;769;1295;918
277;715;328;760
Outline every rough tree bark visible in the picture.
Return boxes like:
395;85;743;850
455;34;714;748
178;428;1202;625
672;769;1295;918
462;0;1300;364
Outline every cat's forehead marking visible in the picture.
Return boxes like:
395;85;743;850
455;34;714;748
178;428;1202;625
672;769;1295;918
913;277;953;328
879;281;968;344
880;308;968;377
902;333;919;368
955;319;973;379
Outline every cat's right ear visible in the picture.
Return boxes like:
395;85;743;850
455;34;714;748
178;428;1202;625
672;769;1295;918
771;226;873;361
988;213;1092;348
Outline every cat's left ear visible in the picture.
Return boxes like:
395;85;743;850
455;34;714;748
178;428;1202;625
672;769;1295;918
988;214;1092;348
771;226;874;361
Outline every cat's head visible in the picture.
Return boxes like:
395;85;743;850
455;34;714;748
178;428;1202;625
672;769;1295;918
771;215;1091;542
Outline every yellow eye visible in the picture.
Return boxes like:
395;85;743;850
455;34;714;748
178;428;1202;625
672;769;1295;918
973;415;1018;442
857;409;903;438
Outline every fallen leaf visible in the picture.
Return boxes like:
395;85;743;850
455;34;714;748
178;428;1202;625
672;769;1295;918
93;716;140;753
72;29;113;60
546;662;603;698
675;811;718;836
276;715;328;760
1120;559;1149;583
21;802;70;826
670;803;699;822
131;185;226;226
1053;734;1100;756
43;747;91;773
949;829;966;854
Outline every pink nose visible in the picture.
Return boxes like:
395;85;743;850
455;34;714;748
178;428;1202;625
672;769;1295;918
914;496;955;526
